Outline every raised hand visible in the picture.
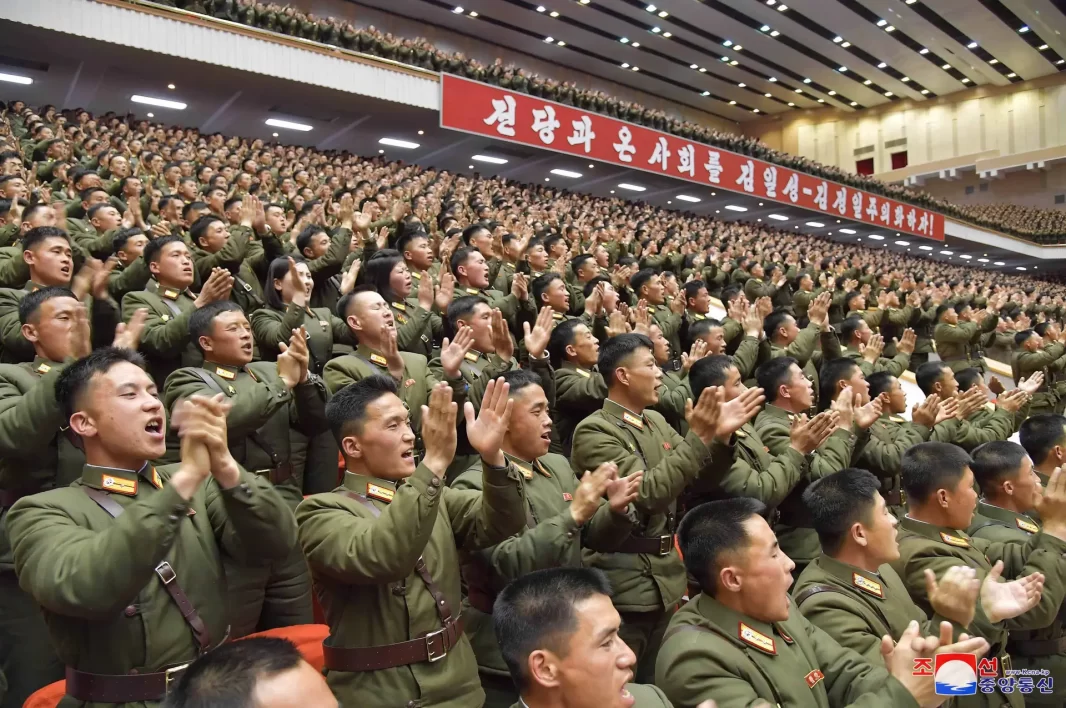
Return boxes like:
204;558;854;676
716;386;766;441
523;306;554;360
831;385;856;431
669;293;686;315
979;561;1044;624
440;325;475;379
790;411;838;454
926;566;980;628
897;328;917;355
436;271;456;312
584;282;604;317
854;392;885;430
807;291;831;326
755;296;772;319
288;257;310;306
935;397;959;424
571;463;616;525
113;307;148;351
416;265;434;310
276;327;309;389
464;377;513;467
491;308;514;361
631;299;651;336
605;467;643;515
1018;371;1045;396
339;258;361;296
606;309;630;339
68;301;92;358
511;272;529;301
380;323;405;380
861;334;884;363
421;382;458;479
997;388;1029;413
681;339;708;374
911;393;940;428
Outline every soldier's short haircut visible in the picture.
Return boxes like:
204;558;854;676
570;253;593;276
803;468;882;555
915;361;950;396
763;309;793;343
629;268;657;297
689;354;735;400
162;636;304;708
325;375;399;442
19;285;76;325
450;246;478;278
445;295;488;339
543;234;563;253
845;290;863;307
56;347;147;422
182;201;208;222
462;223;489;246
839;316;864;345
1014;329;1036;347
189;214;223;247
935;304;953;322
901;441;973;505
295;224;326;255
143;235;187;267
79;186;107;203
188;301;244;354
548;318;586;369
721;284;743;304
87;203;116;223
223;196;242;212
1019;414;1066;465
818;358;859;412
22;201;52;225
866;371;895;399
531;273;562;309
954;367;983;393
678;498;768;596
493;567;614;692
971;441;1030;494
755;356;798;404
683;279;706;304
597;333;653;389
501;368;543;398
395;229;427;256
21;226;70;253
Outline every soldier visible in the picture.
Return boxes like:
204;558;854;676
360;249;443;358
915;361;1023;451
548;318;608;456
7;348;297;705
295;377;527;707
657;497;982;708
956;367;1040;435
570;334;763;682
1020;414;1066;488
107;226;152;302
493;568;674;708
838;316;913;378
796;467;1035;663
934;304;991;374
451;246;526;323
891;442;1066;708
452;369;641;706
764;292;838;409
122;235;233;387
630;269;684;360
1012;329;1066;416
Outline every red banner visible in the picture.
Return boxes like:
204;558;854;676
439;74;944;241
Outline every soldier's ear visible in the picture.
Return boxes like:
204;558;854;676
851;522;868;548
527;649;562;689
719;565;743;593
340;434;362;460
69;410;96;438
20;323;38;344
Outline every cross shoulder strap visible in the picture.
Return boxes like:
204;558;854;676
794;582;893;637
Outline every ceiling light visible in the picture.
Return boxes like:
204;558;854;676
919;245;933;250
864;80;873;85
723;40;733;47
271;131;277;137
960;254;972;259
833;36;843;43
664;32;673;38
618;183;646;192
961;78;970;83
804;78;812;83
702;91;711;96
805;221;825;227
724;205;748;212
579;0;589;4
885;91;893;96
1019;26;1029;33
132;95;187;110
767;0;775;4
839;66;848;72
147;113;154;118
724;57;731;63
921;89;929;94
536;5;545;10
795;88;803;93
920;48;929;54
753;108;760;112
878;62;887;69
765;92;772;97
730;100;737;105
557;40;566;45
940;250;953;255
839;228;856;234
646;3;656;10
994;261;1005;265
868;234;884;240
631;66;639;71
1040;44;1049;50
621;37;630;43
901;76;910;82
818;99;825;103
906;0;916;3
769;77;777;82
1016;266;1027;271
942;63;951;69
469;10;478;16
842;41;851;47
453;6;464;13
379;138;419;149
546;36;555;42
698;66;706;71
652;26;661;33
978;258;989;263
0;72;33;85
729;60;737;65
690;63;698;68
877;19;887;26
895;240;910;246
885;25;895;32
1007;73;1017;78
621;62;629;68
850;101;858;106
771;30;780;36
550;169;582;178
381;150;387;154
676;195;701;203
550;10;559;17
778;4;787;10
658;10;668;17
989;59;998;64
829;90;837;95
1058;60;1065;65
734;46;742;51
632;42;640;47
471;154;508;164
418;130;425;135
967;41;978;49
788;102;795;106
768;214;788;221
760;25;770;32
738;82;746;88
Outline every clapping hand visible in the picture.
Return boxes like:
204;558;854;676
465;377;513;468
523;306;554;360
421;383;458;479
977;561;1044;624
113;308;147;351
490;308;514;361
440;324;475;379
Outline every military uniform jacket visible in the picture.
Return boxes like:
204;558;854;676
0;281;119;364
294;463;526;708
857;414;932;509
655;593;920;708
122;280;202;387
0;357;85;571
452;451;635;675
390;299;433;357
770;323;842;410
794;554;956;664
934;321;980;368
249;302;352;375
842;345;910;378
7;462;296;708
108;257;152;303
1012;343;1066;414
653;367;693;434
891;516;1066;708
928;407;1016;452
553;361;608;455
570;399;714;612
649;303;682;359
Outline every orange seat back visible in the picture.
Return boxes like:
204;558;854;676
22;679;65;708
241;624;329;671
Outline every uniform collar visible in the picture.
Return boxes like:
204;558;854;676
342;471;399;504
762;404;799;422
29;355;58;376
561;360;595;374
202;361;243;381
355;344;391;369
879;412;909;424
814;554;887;601
900;515;973;548
504;451;551;481
694;594;792;656
603;398;646;430
81;463;162;497
146;278;189;300
24;280;46;293
976;500;1040;533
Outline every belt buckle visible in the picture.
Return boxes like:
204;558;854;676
424;628;447;662
165;663;188;693
155;561;176;585
658;535;673;556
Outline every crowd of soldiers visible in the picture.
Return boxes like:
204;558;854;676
5;96;1066;708
136;0;1066;243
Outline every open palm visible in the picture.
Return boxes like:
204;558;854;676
981;562;1043;623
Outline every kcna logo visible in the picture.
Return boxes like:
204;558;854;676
914;654;981;695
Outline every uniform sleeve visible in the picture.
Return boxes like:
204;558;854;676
441;460;526;552
107;257;152;302
808;617;920;708
710;439;807;507
205;467;298;564
250;304;304;355
555;369;609;411
656;631;770;708
123;292;195;356
731;336;761;380
974;532;1066;632
0;364;67;456
194;224;249;279
395;305;431;352
873;352;910;377
0;252;29;289
306;228;350;281
290;377;329;436
0;289;31;361
786;323;820;366
571;418;711;516
798;592;889;665
857;423;929;476
162;367;292;441
810;429;858;478
295;463;444;584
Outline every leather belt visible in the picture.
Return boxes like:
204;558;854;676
879;478;906;508
616;534;674;556
253;464;293;485
323;615;465;672
1007;637;1066;657
65;664;188;703
466;589;495;615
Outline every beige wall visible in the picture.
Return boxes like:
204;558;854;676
917;164;1066;211
748;73;1066;177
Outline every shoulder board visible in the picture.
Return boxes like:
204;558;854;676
392;302;406;312
622;412;644;430
1016;518;1040;534
366;483;395;504
369;353;389;367
852;573;884;599
737;622;776;655
939;532;971;548
214;367;235;380
576;368;591;378
889;416;907;423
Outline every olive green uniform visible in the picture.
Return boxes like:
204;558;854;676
769;322;841;410
453;451;636;707
295;462;526;708
649;303;682;360
934;321;982;373
552;361;608;456
390;300;434;358
249;303;351;374
841;345;910;378
928;406;1017;452
968;501;1066;706
570;399;715;682
655;593;921;708
0;282;119;364
121;280;201;387
508;683;672;708
856;414;932;515
7;462;296;708
1012;343;1066;417
891;516;1066;708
